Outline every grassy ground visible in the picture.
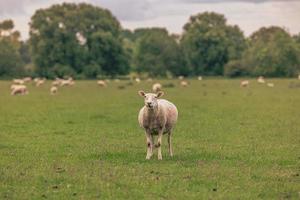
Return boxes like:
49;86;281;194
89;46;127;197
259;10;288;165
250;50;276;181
0;79;299;199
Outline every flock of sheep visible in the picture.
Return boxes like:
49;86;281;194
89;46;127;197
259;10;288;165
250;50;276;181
10;77;75;95
240;76;277;88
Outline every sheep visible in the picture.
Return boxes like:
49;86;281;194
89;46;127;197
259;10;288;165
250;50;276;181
23;77;32;82
240;80;249;87
60;78;74;86
178;76;184;80
36;79;45;87
198;76;203;80
50;86;58;95
13;79;24;85
298;74;300;80
135;78;141;83
257;76;265;83
138;91;178;160
180;80;188;87
152;83;162;93
267;83;274;87
52;80;61;86
11;85;28;95
97;80;107;87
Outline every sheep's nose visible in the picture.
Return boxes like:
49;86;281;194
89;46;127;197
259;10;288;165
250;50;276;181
147;102;152;106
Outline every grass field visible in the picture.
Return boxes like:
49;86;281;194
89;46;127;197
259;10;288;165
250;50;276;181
0;79;299;199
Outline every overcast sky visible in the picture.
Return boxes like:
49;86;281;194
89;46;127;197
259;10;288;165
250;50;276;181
0;0;299;40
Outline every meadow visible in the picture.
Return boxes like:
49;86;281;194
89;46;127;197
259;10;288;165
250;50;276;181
0;79;299;199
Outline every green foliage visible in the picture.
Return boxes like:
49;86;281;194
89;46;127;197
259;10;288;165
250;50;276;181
240;27;300;77
29;3;129;78
134;28;185;77
181;12;246;76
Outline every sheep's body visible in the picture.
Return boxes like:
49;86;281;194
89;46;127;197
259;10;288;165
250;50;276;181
138;91;178;160
36;79;45;87
257;76;265;83
138;99;178;135
240;80;249;87
50;86;58;95
23;77;32;82
97;80;107;87
152;83;162;93
198;76;202;80
13;79;24;85
11;85;28;95
267;83;274;87
180;80;188;87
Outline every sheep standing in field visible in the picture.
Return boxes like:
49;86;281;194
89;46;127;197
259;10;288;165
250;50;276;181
97;80;107;87
257;76;265;83
11;85;28;95
50;86;58;95
152;83;162;93
135;78;141;83
138;91;178;160
23;77;32;82
240;80;249;87
180;80;189;87
52;79;61;87
13;79;24;85
267;83;274;87
178;76;184;80
298;74;300;80
36;79;45;87
198;76;203;80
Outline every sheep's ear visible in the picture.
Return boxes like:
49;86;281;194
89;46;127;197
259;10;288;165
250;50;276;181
138;90;145;97
156;91;164;98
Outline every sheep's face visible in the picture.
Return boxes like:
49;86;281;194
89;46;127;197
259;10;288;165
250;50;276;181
138;91;164;109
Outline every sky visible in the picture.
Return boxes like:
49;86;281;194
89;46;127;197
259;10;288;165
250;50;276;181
0;0;299;40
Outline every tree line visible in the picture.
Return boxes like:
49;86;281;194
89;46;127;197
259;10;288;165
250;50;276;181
1;3;300;79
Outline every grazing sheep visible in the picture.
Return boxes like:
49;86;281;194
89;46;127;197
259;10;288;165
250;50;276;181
36;79;45;87
50;86;58;95
198;76;203;80
178;76;184;80
152;83;162;93
52;80;61;86
13;79;24;85
60;78;74;86
257;76;265;83
23;77;32;82
97;80;107;87
135;78;141;83
138;91;178;160
180;80;188;87
11;85;28;95
267;83;274;87
240;80;249;87
298;75;300;80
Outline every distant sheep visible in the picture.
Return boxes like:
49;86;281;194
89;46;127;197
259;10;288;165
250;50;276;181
50;86;58;95
180;80;188;87
23;77;32;82
240;80;249;87
198;76;202;80
257;76;265;83
97;80;107;87
36;79;45;87
60;78;74;86
11;85;28;95
138;91;178;160
135;78;141;83
298;75;300;80
13;79;24;85
178;76;184;80
152;83;162;93
267;83;274;87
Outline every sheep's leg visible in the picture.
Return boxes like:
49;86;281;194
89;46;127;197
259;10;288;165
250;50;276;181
168;133;173;157
157;130;163;160
145;132;153;160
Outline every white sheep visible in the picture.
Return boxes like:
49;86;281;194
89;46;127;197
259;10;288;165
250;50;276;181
11;85;28;95
298;74;300;80
180;80;188;87
257;76;265;83
240;80;249;87
178;76;184;80
23;77;32;82
267;83;274;87
135;78;141;83
97;80;107;87
138;91;178;160
152;83;162;93
36;79;45;87
60;78;74;86
13;79;24;85
50;86;58;95
198;76;203;80
52;80;61;86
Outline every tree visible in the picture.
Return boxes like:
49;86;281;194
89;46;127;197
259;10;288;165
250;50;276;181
240;27;300;77
181;12;246;76
29;3;129;78
0;19;24;77
134;28;185;77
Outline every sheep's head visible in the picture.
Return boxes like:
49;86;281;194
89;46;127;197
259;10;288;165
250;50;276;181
138;90;164;109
